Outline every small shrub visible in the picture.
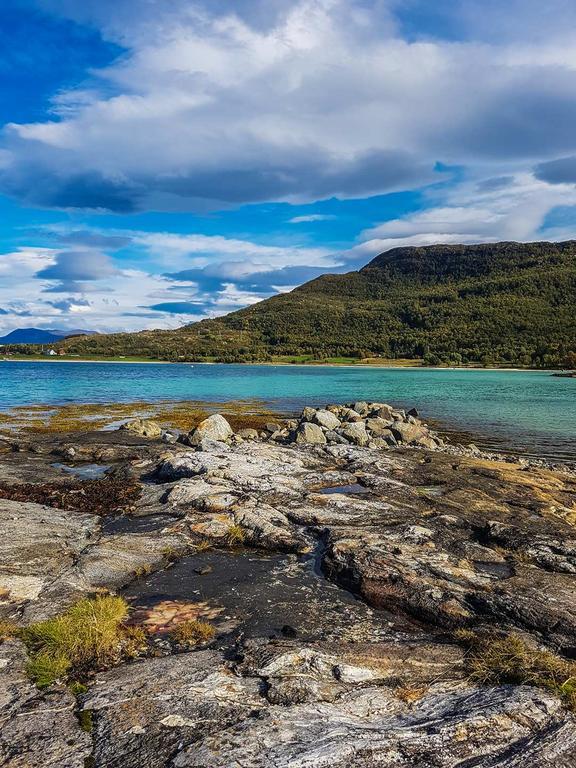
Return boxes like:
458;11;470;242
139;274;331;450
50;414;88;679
69;681;88;696
456;630;576;712
225;524;246;548
195;539;212;552
171;619;215;648
21;595;133;687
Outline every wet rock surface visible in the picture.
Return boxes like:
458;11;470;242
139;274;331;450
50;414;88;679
1;402;576;766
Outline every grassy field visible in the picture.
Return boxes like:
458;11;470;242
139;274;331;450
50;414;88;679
1;353;426;366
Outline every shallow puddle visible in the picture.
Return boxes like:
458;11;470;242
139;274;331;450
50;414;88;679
318;483;370;495
102;513;178;535
52;462;110;480
474;560;514;579
123;548;406;644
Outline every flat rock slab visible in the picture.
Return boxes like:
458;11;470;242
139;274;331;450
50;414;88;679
0;499;99;616
81;651;264;768
0;639;91;768
173;685;575;768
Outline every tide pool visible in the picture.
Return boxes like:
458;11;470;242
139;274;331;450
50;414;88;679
0;362;573;459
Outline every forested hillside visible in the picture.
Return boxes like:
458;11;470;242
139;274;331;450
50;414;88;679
48;241;576;367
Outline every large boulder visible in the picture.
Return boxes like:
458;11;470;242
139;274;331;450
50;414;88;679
187;414;233;446
295;423;327;445
390;420;427;445
312;410;341;431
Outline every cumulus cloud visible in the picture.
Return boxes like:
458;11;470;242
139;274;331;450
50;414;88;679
4;0;576;211
0;227;338;333
344;174;576;262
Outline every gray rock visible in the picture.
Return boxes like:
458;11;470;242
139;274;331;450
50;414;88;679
295;423;327;444
120;418;162;438
312;410;341;431
390;420;427;445
195;438;231;453
325;430;349;445
0;499;99;618
370;404;395;420
339;422;369;446
0;639;92;767
365;417;393;435
237;428;260;440
174;685;574;768
81;651;263;768
187;414;233;446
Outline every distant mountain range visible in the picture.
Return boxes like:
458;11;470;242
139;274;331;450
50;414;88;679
0;328;97;345
54;241;576;368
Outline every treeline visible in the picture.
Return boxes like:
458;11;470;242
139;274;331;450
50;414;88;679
20;241;576;368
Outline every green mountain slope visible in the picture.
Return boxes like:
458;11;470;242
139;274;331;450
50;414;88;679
59;241;576;367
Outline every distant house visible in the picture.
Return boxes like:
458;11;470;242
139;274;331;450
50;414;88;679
44;348;57;356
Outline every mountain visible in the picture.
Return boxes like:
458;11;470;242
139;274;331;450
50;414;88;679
0;328;96;345
59;241;576;367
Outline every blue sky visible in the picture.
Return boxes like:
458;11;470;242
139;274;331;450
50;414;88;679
1;0;576;332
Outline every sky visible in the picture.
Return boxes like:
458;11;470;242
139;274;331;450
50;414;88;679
1;0;576;334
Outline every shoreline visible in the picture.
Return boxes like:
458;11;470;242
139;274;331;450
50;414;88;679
0;357;560;373
1;396;574;466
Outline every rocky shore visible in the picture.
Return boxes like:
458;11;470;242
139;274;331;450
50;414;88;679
1;402;575;766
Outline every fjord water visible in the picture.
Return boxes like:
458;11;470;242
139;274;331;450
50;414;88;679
0;362;573;459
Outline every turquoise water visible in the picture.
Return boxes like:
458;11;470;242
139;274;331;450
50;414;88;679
0;362;574;459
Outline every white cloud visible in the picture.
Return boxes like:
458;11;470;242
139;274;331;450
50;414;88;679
345;173;576;261
288;214;336;223
4;1;576;211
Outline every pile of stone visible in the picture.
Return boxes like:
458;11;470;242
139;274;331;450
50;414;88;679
288;401;443;449
142;401;445;451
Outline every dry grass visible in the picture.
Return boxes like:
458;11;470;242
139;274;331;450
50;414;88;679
225;523;246;548
455;630;576;711
20;595;144;688
0;620;18;641
170;619;216;648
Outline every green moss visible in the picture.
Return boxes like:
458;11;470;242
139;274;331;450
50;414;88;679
78;709;94;733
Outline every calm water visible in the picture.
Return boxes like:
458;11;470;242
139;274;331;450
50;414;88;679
0;362;574;460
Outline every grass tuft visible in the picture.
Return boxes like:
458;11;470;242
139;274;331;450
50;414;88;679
455;630;576;711
26;651;71;688
225;523;246;548
20;595;139;688
170;619;215;648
